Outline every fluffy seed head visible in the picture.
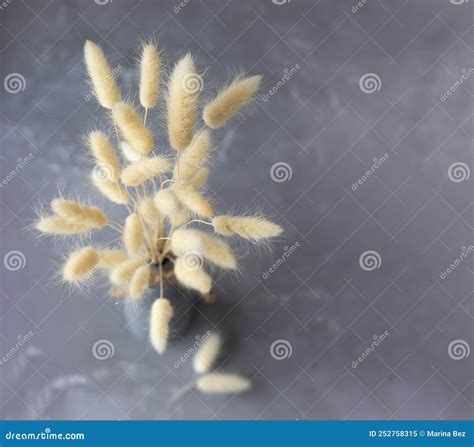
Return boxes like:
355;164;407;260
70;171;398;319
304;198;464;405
193;333;222;374
137;198;160;226
121;156;171;186
51;199;107;228
149;298;174;354
123;213;144;255
91;174;129;204
174;257;212;294
129;265;150;300
154;189;189;226
110;258;145;285
139;42;161;109
174;186;213;218
212;215;282;241
97;249;128;269
188;168;209;189
112;102;153;154
120;140;141;162
196;373;251;394
63;247;99;283
84;40;120;109
167;54;200;150
203;75;261;128
36;216;90;235
88;131;121;181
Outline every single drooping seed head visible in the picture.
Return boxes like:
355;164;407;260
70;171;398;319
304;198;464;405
196;373;251;394
63;247;99;283
149;298;174;354
192;333;222;374
129;265;150;300
212;215;283;241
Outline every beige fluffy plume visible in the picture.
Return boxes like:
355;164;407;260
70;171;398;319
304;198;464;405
154;189;189;225
84;40;120;109
149;298;173;354
51;199;107;228
196;373;251;394
123;213;144;255
36;216;89;235
129;265;150;300
167;54;200;150
97;249;128;269
89;131;121;181
91;175;129;204
137;198;160;226
110;258;145;285
112;102;153;154
174;257;211;294
139;42;161;109
121;156;171;186
120;140;141;162
193;333;222;374
63;247;99;283
203;75;261;128
212;215;282;241
174;186;213;218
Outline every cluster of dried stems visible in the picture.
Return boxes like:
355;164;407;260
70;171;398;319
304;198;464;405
36;39;282;355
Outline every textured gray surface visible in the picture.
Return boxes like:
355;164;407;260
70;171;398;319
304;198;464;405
0;0;473;420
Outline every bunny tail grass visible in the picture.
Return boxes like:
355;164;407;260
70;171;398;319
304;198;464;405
137;198;160;226
91;174;129;204
129;265;150;300
196;373;251;394
212;215;282;241
51;199;107;228
84;40;120;109
97;249;128;269
120;140;141;162
112;102;153;154
139;42;161;109
149;298;173;354
110;258;145;285
188;167;209;189
88;131;121;181
36;216;90;235
174;186;213;218
192;333;222;374
154;189;189;226
174;257;212;294
203;75;262;128
121;156;171;186
123;213;144;255
167;54;200;150
63;247;99;283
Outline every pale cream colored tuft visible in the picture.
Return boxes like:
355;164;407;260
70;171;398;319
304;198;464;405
84;40;120;109
196;373;251;394
36;216;89;235
174;257;212;294
137;198;160;226
202;75;262;128
129;265;150;300
188;168;209;189
212;215;282;241
97;249;128;269
91;174;129;204
120;140;141;162
172;130;211;184
63;247;99;283
123;213;144;255
149;298;174;354
110;258;145;285
174;186;213;218
51;199;107;228
154;189;189;226
112;102;153;154
139;42;161;109
193;333;222;374
172;228;236;269
88;131;121;181
167;54;200;150
121;156;171;186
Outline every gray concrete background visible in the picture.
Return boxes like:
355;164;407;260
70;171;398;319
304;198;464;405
0;0;473;420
